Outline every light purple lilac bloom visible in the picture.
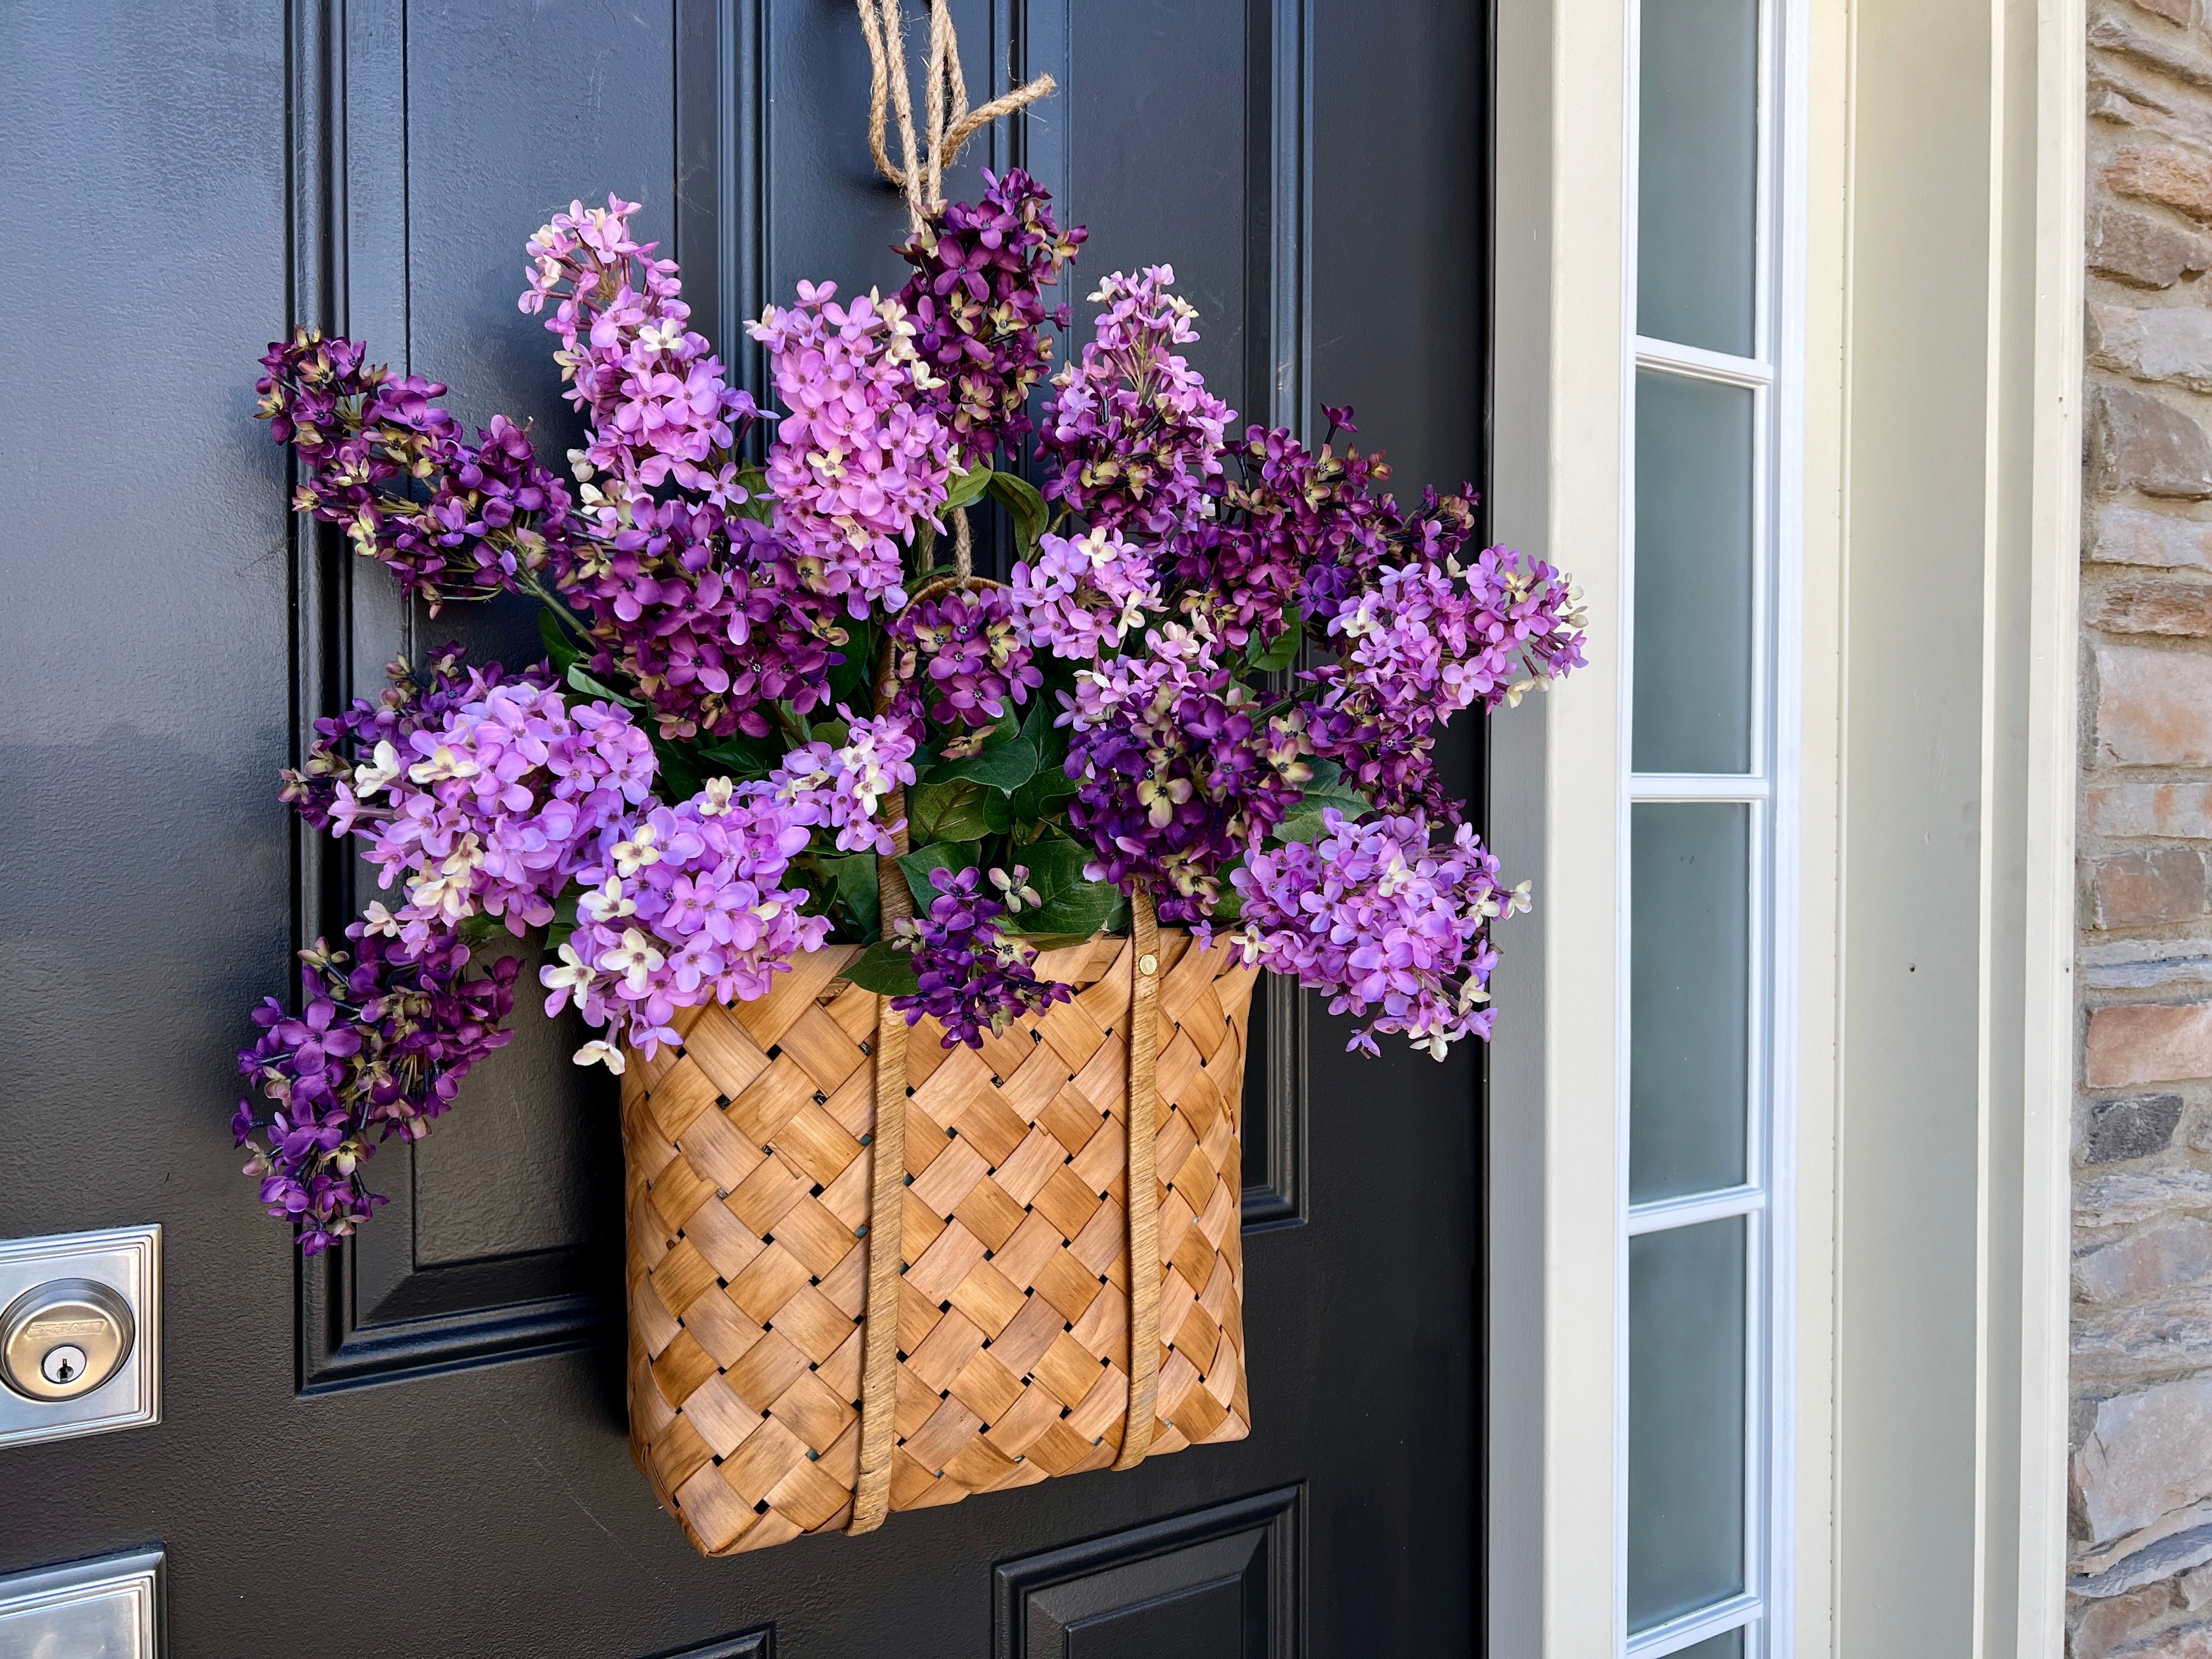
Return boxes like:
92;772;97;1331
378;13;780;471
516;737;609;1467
749;281;952;617
768;707;921;856
281;646;549;834
544;781;829;1063
1229;808;1526;1059
1302;546;1586;812
1008;526;1163;662
519;194;766;507
338;677;659;953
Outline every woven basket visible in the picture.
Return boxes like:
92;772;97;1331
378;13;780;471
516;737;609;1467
619;919;1257;1555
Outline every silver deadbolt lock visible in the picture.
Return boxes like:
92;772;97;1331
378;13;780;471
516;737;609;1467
1;1278;135;1402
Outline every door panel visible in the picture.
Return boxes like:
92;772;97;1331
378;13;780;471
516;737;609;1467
1;2;1487;1654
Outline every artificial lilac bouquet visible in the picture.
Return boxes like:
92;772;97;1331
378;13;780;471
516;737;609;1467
233;173;1584;1251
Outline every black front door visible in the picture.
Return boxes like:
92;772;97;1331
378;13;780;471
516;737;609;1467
3;2;1488;1652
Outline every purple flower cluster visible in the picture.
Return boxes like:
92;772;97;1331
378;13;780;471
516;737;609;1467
543;781;828;1062
562;502;848;740
1008;526;1162;662
768;708;920;855
891;866;1070;1048
257;331;575;613
749;282;951;616
1039;266;1232;536
887;583;1041;732
281;646;548;834
334;676;659;952
234;923;520;1254
1231;809;1526;1059
519;194;765;506
1302;546;1587;812
895;168;1086;467
1171;423;1382;654
236;179;1594;1260
1063;626;1311;922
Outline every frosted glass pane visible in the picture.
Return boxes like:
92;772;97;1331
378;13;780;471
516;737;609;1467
1631;803;1750;1202
1639;0;1759;355
1672;1630;1747;1659
1634;370;1756;775
1629;1216;1749;1633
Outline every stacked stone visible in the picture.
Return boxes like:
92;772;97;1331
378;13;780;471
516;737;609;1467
2074;4;2212;1653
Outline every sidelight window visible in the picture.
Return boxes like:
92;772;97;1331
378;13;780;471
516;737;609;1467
1619;0;1801;1655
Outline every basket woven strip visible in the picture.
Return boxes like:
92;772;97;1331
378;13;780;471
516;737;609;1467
620;930;1256;1556
1111;890;1163;1472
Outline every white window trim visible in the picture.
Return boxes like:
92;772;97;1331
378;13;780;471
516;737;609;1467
1487;0;2083;1651
1613;2;1804;1654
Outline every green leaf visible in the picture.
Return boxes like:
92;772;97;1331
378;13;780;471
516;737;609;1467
566;662;642;708
942;464;994;511
651;736;705;803
1278;758;1372;832
927;735;1039;792
1012;839;1121;937
816;852;882;939
731;464;775;523
538;609;584;676
908;780;998;844
693;730;782;781
1246;603;1305;673
1011;833;1092;908
986;470;1050;560
827;617;877;709
1011;766;1080;828
897;840;978;911
839;940;919;997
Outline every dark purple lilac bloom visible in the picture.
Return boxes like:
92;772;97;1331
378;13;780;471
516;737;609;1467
1062;627;1310;923
257;330;577;613
562;504;846;741
885;584;1042;734
895;168;1086;468
891;866;1070;1049
234;922;520;1255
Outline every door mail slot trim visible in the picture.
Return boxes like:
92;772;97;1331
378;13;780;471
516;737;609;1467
0;1546;165;1659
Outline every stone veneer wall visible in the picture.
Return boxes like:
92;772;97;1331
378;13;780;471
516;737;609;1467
2072;4;2212;1654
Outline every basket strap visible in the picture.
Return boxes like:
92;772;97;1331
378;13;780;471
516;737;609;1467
848;778;915;1532
1113;887;1163;1471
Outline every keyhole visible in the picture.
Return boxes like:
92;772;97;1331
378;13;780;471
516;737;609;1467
53;1355;74;1380
40;1344;88;1387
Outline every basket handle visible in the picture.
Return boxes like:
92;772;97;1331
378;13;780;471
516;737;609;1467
846;575;1163;1533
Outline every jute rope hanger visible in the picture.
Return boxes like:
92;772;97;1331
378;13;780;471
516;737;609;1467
852;0;1054;584
842;5;1164;1537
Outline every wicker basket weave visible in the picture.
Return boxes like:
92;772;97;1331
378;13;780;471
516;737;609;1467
619;923;1257;1555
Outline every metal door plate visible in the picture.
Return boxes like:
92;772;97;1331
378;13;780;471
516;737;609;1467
0;1548;164;1658
0;1227;159;1449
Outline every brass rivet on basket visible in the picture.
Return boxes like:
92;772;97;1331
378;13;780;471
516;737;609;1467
1139;953;1158;975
